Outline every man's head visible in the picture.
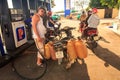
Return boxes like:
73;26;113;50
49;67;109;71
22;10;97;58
87;10;92;15
47;11;52;16
92;8;98;14
37;6;46;17
82;11;85;14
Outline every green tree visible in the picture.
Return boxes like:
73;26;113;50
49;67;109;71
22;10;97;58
51;0;55;8
89;0;106;8
100;0;120;9
74;0;90;11
74;0;89;9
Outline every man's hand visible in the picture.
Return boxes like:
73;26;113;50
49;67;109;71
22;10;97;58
37;37;43;42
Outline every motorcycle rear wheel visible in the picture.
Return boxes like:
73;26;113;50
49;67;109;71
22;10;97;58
86;36;98;52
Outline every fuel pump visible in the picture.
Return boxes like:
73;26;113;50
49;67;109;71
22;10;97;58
0;0;27;50
0;29;6;56
0;1;8;56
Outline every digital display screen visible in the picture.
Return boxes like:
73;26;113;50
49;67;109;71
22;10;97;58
9;9;23;21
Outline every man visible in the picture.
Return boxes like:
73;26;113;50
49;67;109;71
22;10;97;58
32;6;46;66
24;13;34;28
87;8;100;29
24;13;34;40
79;11;87;32
81;8;100;39
85;10;92;27
47;11;55;28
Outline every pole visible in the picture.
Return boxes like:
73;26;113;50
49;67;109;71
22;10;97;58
27;0;30;9
118;4;120;21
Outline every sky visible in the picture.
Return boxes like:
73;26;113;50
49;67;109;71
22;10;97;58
51;0;90;12
7;0;65;12
7;0;13;8
51;0;64;12
7;0;90;12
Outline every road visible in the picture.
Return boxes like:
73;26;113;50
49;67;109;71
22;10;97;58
0;18;120;80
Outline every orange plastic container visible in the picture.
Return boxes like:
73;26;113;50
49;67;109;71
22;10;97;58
44;44;51;59
67;40;77;60
48;42;57;60
74;39;88;59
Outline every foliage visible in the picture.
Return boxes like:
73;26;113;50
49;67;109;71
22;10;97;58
100;0;119;9
89;0;120;9
51;0;55;8
74;0;90;10
86;7;91;11
89;0;107;8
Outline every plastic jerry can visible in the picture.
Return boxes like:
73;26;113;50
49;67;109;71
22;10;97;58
67;39;77;60
74;39;88;59
44;44;51;59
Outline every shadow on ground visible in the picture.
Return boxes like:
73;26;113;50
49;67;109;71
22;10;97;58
94;44;120;71
41;61;90;80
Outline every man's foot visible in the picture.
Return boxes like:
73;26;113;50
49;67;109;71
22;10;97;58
66;63;72;69
77;58;85;64
37;58;44;67
65;59;76;69
37;63;44;67
37;61;44;67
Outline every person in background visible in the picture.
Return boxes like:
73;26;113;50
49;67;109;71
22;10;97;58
81;8;100;39
24;13;34;40
43;10;48;28
24;13;34;28
79;11;87;32
43;11;55;29
47;11;55;28
80;11;87;22
85;10;92;27
32;6;46;66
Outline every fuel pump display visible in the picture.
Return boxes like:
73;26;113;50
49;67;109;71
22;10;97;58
9;9;23;22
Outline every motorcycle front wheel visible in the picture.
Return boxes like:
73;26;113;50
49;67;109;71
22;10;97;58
12;52;47;80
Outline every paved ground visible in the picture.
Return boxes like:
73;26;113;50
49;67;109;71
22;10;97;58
0;18;120;80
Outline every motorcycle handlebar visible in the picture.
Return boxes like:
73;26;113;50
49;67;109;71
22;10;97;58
60;27;75;32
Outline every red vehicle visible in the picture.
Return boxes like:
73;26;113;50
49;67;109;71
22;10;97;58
79;25;100;52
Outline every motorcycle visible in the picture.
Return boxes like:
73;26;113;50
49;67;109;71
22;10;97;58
53;26;76;65
82;28;101;52
45;22;62;42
